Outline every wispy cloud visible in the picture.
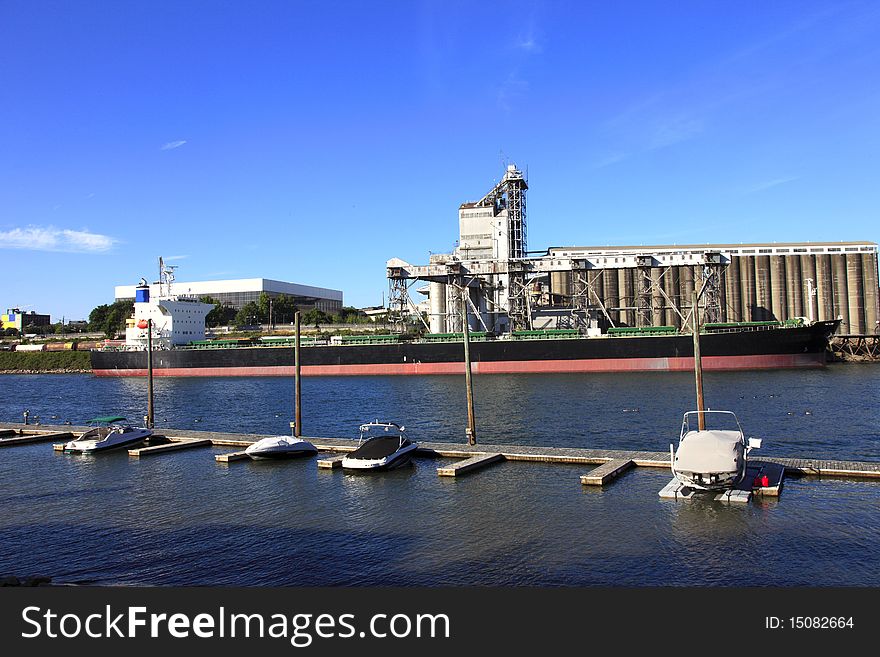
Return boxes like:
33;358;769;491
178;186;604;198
516;36;541;53
592;114;704;168
160;140;187;151
592;152;628;169
647;116;704;150
163;255;189;261
743;176;800;194
0;226;118;253
496;70;529;112
515;25;542;54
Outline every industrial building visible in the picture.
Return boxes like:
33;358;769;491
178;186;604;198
115;278;343;316
1;308;51;332
387;166;879;336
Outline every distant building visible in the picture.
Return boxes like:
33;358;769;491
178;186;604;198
361;306;390;322
115;278;343;317
1;308;51;332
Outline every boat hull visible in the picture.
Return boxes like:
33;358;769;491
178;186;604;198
245;437;318;460
342;441;418;471
247;450;316;460
64;431;151;454
91;321;838;377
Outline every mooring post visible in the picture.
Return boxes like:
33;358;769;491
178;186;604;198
692;291;705;430
294;311;302;437
462;292;477;445
147;318;154;429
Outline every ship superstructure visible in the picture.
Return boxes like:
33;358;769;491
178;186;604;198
123;258;214;350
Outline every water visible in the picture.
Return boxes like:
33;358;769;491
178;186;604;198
1;365;879;586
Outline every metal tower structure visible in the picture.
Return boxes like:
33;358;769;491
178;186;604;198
698;253;726;325
472;164;528;259
636;256;654;328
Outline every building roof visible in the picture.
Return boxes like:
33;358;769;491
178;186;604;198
115;278;343;301
549;241;877;253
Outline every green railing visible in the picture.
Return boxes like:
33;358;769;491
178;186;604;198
511;329;580;339
607;326;679;336
422;332;489;342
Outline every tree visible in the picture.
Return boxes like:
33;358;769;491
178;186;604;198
234;301;261;328
200;296;237;327
301;309;328;329
270;294;299;325
88;300;133;337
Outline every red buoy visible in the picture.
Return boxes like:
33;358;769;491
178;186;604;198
137;319;148;329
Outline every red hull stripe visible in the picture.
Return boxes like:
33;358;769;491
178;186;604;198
92;353;825;377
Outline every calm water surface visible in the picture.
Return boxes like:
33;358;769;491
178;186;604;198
1;365;878;586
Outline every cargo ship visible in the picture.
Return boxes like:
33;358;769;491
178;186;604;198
89;259;840;377
91;320;839;377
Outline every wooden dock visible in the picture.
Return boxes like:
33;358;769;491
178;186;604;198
659;461;787;503
317;455;346;469
128;438;212;457
437;453;504;477
215;450;251;463
3;422;880;491
580;459;635;486
0;431;73;448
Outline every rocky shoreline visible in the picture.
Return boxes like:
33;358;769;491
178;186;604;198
0;369;91;374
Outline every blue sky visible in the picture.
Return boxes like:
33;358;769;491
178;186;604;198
2;0;879;321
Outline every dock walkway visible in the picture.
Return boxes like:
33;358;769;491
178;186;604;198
2;422;879;480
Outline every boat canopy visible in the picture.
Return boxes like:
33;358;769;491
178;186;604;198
87;416;128;424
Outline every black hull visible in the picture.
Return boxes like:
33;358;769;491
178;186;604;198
91;320;839;377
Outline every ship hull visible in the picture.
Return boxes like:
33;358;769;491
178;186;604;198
91;321;838;377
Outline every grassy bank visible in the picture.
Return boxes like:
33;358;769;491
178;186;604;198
0;351;91;372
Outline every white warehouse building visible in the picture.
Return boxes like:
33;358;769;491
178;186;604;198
116;278;344;317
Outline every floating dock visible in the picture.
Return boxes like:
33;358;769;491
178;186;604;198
0;431;72;447
659;461;786;503
3;423;880;496
215;450;250;463
128;438;212;457
317;454;346;469
437;453;504;477
580;459;635;486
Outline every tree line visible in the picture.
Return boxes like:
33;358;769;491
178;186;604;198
82;293;373;337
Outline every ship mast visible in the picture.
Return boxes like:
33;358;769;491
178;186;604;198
158;256;177;298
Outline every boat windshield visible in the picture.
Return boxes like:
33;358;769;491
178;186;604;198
358;421;406;444
680;410;744;437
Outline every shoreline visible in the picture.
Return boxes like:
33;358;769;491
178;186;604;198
0;369;91;374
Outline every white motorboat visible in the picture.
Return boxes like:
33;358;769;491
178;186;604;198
245;436;318;460
63;417;152;454
341;421;418;471
671;410;761;490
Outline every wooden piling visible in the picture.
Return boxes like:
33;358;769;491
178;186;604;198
294;311;301;437
462;292;477;445
692;290;705;430
147;318;154;430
